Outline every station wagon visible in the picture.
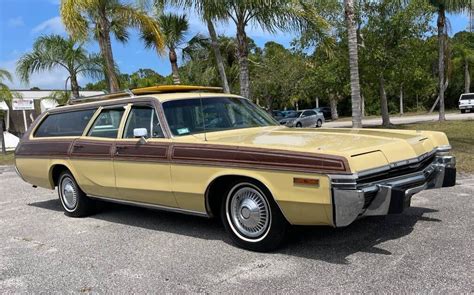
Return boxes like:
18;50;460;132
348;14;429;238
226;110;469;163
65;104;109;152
15;85;456;251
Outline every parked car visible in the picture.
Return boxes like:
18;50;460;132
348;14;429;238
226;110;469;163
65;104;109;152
15;85;456;252
314;107;332;120
279;109;325;127
459;93;474;113
272;110;285;121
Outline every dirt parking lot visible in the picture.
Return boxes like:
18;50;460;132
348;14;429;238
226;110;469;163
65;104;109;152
0;166;473;293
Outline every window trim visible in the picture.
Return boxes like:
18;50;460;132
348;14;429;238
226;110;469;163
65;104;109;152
120;103;166;140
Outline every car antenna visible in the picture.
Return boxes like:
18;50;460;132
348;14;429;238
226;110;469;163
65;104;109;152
199;95;207;142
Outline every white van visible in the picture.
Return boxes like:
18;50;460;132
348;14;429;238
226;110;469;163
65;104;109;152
459;93;474;113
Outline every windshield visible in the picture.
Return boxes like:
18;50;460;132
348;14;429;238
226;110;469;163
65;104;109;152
163;97;277;136
286;111;302;118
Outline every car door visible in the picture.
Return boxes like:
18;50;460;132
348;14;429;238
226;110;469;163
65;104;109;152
301;111;313;127
70;105;126;198
113;103;177;207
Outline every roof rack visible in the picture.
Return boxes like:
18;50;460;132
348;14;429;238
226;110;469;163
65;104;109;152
69;85;223;105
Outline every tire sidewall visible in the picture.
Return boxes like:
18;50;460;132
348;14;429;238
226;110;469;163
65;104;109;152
221;180;287;252
224;182;273;243
58;173;79;213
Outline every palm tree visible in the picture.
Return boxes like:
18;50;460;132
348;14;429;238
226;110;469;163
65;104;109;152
41;91;72;106
0;69;14;154
16;35;103;98
161;0;231;92
142;13;188;85
60;0;164;92
344;0;362;128
429;0;473;121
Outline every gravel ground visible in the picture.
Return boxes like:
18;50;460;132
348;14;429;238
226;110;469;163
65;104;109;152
0;166;473;293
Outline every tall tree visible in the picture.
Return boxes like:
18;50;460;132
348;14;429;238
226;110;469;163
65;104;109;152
60;0;164;92
452;31;474;93
344;0;363;128
158;0;231;92
429;0;473;121
142;13;188;85
16;35;103;98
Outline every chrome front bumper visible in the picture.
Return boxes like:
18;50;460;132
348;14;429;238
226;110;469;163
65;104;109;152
331;154;456;227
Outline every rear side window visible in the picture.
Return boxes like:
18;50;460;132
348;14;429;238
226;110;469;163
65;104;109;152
303;110;315;116
87;108;125;138
34;109;96;137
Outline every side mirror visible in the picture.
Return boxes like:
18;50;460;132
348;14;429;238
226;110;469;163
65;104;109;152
133;128;148;138
133;128;148;144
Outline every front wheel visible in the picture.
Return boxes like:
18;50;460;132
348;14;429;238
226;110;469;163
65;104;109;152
58;171;95;217
461;109;465;114
221;180;288;252
295;122;302;128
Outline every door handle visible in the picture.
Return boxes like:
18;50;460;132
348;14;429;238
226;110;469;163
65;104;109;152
115;146;128;154
74;145;84;149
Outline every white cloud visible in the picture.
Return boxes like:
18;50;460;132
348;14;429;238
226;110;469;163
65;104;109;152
31;16;66;35
0;58;91;90
7;17;25;28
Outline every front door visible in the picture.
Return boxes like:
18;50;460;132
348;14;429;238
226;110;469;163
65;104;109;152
113;104;176;207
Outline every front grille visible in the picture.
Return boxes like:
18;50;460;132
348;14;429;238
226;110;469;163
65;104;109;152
357;154;436;185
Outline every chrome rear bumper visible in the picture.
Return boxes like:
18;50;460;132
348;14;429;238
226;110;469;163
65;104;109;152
331;154;456;227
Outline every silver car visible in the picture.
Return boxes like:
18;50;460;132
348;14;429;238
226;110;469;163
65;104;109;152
279;109;325;128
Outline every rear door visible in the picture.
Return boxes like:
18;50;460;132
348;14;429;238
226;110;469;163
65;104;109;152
70;105;126;197
113;103;176;207
302;110;316;127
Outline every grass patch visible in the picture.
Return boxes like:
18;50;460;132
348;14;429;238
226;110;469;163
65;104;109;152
395;120;474;173
0;152;15;166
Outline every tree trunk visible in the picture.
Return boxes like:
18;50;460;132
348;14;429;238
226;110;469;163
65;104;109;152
97;12;120;93
70;73;80;99
465;57;470;93
236;21;250;99
169;48;181;85
379;75;391;127
399;84;404;115
344;0;362;128
437;8;446;121
329;94;339;120
207;19;230;93
361;94;365;117
430;79;449;113
0;118;5;155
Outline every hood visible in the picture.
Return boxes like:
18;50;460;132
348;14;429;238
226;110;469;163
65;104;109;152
197;126;449;173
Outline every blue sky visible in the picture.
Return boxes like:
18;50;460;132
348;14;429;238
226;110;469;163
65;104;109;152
0;0;470;90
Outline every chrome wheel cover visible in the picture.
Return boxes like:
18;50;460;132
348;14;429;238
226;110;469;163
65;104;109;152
227;184;271;240
61;177;78;210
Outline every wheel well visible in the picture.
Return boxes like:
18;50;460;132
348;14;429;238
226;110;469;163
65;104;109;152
205;175;271;218
50;165;70;187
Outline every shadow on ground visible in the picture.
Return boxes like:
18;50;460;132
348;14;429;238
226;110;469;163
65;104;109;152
29;198;440;264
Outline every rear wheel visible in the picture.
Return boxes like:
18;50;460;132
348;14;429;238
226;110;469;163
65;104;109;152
58;171;94;217
316;119;323;127
221;180;287;252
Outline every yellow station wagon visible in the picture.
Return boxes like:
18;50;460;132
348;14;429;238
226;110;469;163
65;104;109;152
15;85;456;251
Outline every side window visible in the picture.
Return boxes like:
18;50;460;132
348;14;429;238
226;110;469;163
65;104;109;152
87;107;125;138
34;109;96;137
303;110;315;117
123;106;164;138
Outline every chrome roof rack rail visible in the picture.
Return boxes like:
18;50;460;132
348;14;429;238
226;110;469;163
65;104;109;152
68;85;223;105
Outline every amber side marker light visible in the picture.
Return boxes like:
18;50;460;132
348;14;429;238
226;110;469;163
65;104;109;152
293;177;320;187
